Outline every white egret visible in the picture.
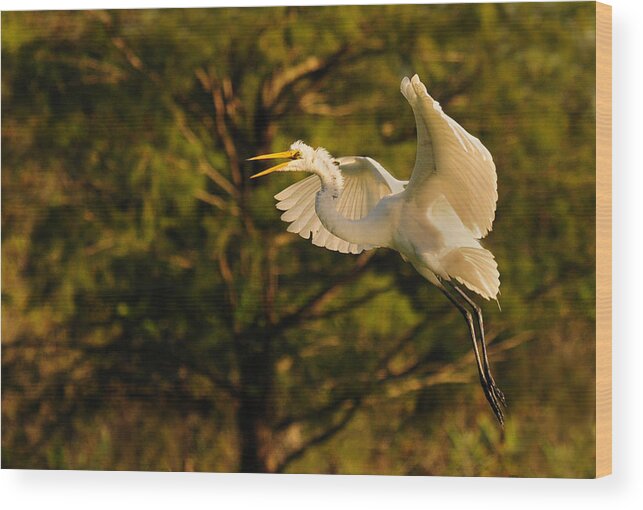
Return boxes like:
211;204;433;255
249;74;505;425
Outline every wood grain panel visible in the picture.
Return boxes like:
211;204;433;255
595;1;612;478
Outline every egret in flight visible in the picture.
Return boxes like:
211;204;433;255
249;75;505;425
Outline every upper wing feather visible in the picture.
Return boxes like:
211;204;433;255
274;156;405;254
400;75;497;238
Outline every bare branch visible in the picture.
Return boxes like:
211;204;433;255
90;12;162;86
375;317;432;372
221;76;242;125
273;252;375;332
261;54;340;111
194;189;227;211
306;285;393;323
196;69;243;189
197;162;236;198
261;42;385;116
276;392;354;432
218;251;238;309
275;317;430;432
380;333;534;398
274;334;530;473
171;107;236;197
275;332;531;436
93;14;237;200
276;398;361;473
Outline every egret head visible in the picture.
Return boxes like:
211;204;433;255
248;141;337;179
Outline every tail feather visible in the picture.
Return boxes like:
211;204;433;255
442;247;500;300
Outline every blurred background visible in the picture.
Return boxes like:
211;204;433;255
2;3;596;476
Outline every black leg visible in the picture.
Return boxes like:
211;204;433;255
449;283;507;408
438;284;505;426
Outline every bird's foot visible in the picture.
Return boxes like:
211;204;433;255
488;375;507;409
480;376;506;427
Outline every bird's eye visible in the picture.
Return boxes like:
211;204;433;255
333;160;340;166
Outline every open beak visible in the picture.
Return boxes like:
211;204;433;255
248;149;299;179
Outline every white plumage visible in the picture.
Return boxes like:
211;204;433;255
268;75;499;301
249;74;506;425
400;75;497;239
275;156;406;255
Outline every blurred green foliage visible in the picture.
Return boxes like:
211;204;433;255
2;2;596;477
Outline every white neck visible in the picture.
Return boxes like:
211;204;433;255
309;155;386;247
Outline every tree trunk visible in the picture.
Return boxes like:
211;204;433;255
237;397;269;472
236;338;275;473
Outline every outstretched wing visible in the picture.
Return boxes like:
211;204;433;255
401;75;497;239
274;156;406;254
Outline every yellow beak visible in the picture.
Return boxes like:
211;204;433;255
248;149;300;179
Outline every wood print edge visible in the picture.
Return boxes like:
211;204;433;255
595;0;612;478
